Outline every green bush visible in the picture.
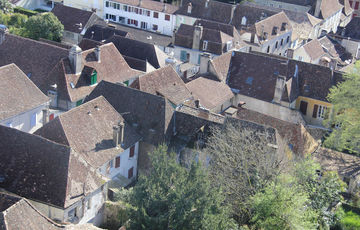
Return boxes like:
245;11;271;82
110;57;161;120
340;211;360;230
8;13;27;27
13;7;37;17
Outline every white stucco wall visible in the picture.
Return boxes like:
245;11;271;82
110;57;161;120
175;14;196;29
64;0;104;17
260;31;292;56
29;200;65;222
104;1;176;36
0;103;49;133
99;142;139;182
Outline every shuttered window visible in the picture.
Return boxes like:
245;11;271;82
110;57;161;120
129;146;135;158
300;101;308;115
30;113;37;128
312;104;319;118
180;50;187;62
115;156;120;168
128;167;134;179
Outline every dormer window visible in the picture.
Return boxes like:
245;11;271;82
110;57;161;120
281;22;287;31
90;70;97;85
226;41;233;51
272;26;278;35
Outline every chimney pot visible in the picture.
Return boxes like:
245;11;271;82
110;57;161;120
69;45;82;75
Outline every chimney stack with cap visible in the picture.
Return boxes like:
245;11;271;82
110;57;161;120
192;25;203;50
69;45;82;75
95;45;101;63
113;121;125;147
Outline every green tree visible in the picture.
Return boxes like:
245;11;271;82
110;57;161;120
202;121;289;223
8;13;27;27
292;157;345;228
250;176;318;230
22;12;63;41
128;145;236;230
324;62;360;154
0;0;13;14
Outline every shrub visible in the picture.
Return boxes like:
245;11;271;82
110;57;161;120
13;7;37;17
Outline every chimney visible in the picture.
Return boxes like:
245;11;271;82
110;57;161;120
69;45;82;75
113;121;125;147
195;99;200;108
198;107;210;119
0;27;7;45
42;108;49;124
273;75;286;104
119;121;125;145
230;4;236;23
314;0;322;18
199;52;211;74
95;45;101;62
205;0;209;8
192;25;203;50
113;125;119;147
163;3;167;12
187;2;192;14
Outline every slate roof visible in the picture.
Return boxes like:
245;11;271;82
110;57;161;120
0;33;69;94
227;51;288;102
0;126;103;209
51;4;103;33
79;38;104;51
83;24;131;42
132;65;193;105
186;77;234;111
111;0;178;14
0;64;49;121
105;35;168;69
35;96;141;168
271;0;314;6
176;0;235;24
255;11;292;44
302;39;326;61
84;81;175;145
45;43;142;102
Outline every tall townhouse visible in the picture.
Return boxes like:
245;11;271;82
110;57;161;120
103;0;178;36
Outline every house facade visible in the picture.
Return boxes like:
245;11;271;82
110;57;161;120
63;0;104;17
103;0;178;36
0;64;50;133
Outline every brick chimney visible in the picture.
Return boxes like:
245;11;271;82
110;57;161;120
69;45;82;75
192;25;203;50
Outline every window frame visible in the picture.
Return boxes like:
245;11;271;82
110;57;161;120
153;12;159;18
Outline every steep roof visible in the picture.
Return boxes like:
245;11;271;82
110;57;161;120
317;0;343;19
34;96;141;168
255;11;292;44
0;64;49;121
45;43;142;102
176;0;235;24
0;126;103;209
302;39;326;61
186;77;234;111
227;51;288;102
209;51;232;82
111;0;178;14
339;0;353;16
132;65;193;105
51;4;102;33
0;33;69;94
105;35;168;69
84;81;175;145
83;24;131;42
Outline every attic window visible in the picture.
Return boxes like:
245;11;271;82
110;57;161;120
90;70;97;85
272;26;278;35
246;77;253;85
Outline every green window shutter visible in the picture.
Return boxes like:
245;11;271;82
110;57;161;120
180;50;187;62
76;99;82;106
90;70;97;85
124;80;129;86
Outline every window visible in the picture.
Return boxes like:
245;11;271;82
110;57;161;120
241;16;247;26
144;10;150;16
90;70;97;85
123;5;127;11
106;1;109;7
356;2;359;9
134;8;138;14
226;41;232;51
275;41;278;49
286;36;290;43
203;40;208;50
152;24;158;31
280;38;283;46
30;113;37;128
299;101;308;115
129;145;135;158
267;46;270;53
115;156;120;168
141;21;148;29
313;105;327;119
105;13;108;19
76;99;82;107
128;167;134;179
6;122;12;127
119;16;125;23
153;12;158;18
165;14;170;21
180;50;187;62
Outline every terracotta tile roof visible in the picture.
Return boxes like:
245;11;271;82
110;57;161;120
176;0;234;24
83;24;131;42
35;96;141;168
186;77;234;110
319;36;340;59
51;4;103;33
227;51;288;102
236;107;318;155
0;33;69;94
0;64;49;121
84;81;175;145
209;51;232;82
45;43;142;102
255;11;292;44
302;39;326;61
0;126;103;208
133;65;193;105
111;0;178;14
